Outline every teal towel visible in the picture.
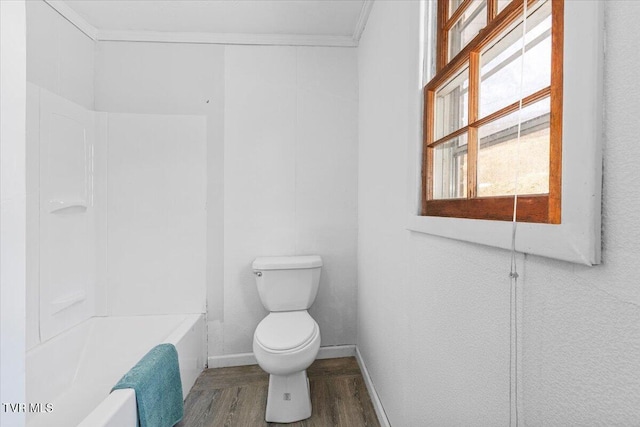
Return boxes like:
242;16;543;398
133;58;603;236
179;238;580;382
112;344;184;427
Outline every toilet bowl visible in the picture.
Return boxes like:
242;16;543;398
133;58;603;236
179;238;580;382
251;255;323;423
253;311;321;422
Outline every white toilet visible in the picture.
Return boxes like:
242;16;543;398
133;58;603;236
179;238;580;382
252;255;322;423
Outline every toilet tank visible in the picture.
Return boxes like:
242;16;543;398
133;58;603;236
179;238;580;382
252;256;322;312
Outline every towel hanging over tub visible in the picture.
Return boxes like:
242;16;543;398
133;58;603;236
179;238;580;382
112;343;184;427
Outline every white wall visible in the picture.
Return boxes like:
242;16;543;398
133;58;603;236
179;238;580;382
26;0;94;109
222;45;358;355
1;1;27;425
95;42;359;358
95;40;225;348
105;113;207;315
358;1;640;426
521;2;640;423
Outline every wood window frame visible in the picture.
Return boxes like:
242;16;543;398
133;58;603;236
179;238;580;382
422;0;563;224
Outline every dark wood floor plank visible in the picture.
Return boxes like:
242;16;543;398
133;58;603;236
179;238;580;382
192;364;269;390
311;377;341;427
336;377;379;427
181;357;380;427
307;357;361;379
176;389;220;427
211;387;246;427
357;377;382;426
233;384;269;426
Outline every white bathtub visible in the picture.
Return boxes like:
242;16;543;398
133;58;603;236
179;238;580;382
26;314;206;427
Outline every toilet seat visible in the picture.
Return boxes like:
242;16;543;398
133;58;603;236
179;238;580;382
255;311;319;353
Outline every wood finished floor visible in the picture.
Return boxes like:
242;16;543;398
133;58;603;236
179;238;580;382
177;357;381;427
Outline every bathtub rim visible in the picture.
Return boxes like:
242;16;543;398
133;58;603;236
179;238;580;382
73;313;205;427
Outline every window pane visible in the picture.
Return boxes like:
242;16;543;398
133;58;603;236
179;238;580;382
449;0;465;18
433;134;468;199
449;1;487;59
477;98;550;197
479;2;551;118
434;66;469;140
497;0;511;14
449;0;464;18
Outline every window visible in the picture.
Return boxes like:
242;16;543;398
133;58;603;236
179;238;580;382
422;0;563;223
409;0;602;265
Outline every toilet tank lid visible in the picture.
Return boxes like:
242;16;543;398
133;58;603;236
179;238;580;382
252;255;322;270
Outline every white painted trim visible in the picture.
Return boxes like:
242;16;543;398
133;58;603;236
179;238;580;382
355;347;391;427
353;0;375;42
208;352;257;369
207;345;356;369
0;2;27;425
43;0;98;40
96;30;357;47
316;344;356;360
41;0;366;47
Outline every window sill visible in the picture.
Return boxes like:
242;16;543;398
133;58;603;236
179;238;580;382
406;214;597;265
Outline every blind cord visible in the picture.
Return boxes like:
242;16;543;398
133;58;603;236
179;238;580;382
510;1;529;426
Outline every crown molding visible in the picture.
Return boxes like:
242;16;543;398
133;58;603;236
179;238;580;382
353;0;375;43
44;0;98;40
43;0;373;48
96;30;358;47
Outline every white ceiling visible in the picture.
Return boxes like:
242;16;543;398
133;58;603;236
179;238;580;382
62;0;368;39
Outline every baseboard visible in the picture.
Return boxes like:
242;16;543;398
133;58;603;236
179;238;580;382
207;344;357;369
317;344;356;360
355;347;391;427
208;352;256;368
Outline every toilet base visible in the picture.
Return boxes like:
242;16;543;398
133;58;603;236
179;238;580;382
265;370;312;423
